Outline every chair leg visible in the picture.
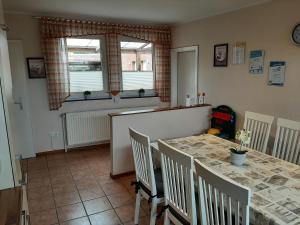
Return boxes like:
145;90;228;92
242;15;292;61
150;198;158;225
134;192;141;225
163;210;170;225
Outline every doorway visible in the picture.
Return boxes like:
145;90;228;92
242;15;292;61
171;46;198;107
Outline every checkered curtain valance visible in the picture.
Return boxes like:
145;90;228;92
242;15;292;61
40;17;171;110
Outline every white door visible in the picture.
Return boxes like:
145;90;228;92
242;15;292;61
171;46;198;107
8;40;35;158
177;51;197;106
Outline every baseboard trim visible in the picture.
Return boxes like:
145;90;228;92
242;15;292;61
36;143;110;157
110;171;135;179
36;149;65;157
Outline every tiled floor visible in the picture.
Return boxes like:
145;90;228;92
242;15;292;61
23;145;163;225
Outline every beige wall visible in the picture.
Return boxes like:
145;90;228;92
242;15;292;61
172;0;300;133
4;13;163;153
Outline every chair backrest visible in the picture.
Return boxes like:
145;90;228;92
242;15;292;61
272;118;300;164
243;111;274;153
129;128;156;195
158;140;197;225
195;159;251;225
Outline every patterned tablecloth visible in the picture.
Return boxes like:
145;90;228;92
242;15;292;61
151;134;300;225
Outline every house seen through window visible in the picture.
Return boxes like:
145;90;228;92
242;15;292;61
66;38;105;93
120;41;154;91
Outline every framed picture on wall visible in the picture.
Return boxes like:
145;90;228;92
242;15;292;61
214;43;228;67
27;57;46;78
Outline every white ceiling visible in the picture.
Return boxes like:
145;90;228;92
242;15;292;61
3;0;271;25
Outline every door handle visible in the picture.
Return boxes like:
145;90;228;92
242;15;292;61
14;97;23;110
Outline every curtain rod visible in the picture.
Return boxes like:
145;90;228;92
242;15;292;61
32;16;42;19
32;16;170;30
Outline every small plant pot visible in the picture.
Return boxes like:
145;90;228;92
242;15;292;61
230;149;247;166
83;91;91;100
138;89;145;98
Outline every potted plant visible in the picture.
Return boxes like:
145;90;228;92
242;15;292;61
230;129;251;166
138;88;145;97
83;90;91;100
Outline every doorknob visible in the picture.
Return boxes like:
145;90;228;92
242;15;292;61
14;97;23;110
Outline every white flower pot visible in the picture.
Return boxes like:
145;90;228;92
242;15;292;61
230;152;246;166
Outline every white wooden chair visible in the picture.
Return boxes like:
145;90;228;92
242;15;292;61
129;128;164;225
158;140;197;225
243;111;274;153
272;118;300;164
195;159;251;225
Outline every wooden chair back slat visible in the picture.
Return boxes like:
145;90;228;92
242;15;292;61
243;111;274;153
129;128;156;194
272;118;300;164
158;140;197;225
195;160;251;225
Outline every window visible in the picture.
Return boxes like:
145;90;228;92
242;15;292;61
120;41;154;91
66;37;108;98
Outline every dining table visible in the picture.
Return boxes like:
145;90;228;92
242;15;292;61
151;134;300;225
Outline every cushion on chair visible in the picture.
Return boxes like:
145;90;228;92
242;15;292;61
135;168;164;199
154;168;164;198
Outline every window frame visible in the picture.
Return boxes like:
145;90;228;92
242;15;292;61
119;36;156;97
66;35;110;101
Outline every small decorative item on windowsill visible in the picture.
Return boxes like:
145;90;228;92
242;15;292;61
138;88;145;97
83;90;91;100
197;92;206;105
230;129;251;166
111;90;120;103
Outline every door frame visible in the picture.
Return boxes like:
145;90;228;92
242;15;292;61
171;46;198;107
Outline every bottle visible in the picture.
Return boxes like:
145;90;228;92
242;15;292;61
202;92;206;104
185;95;191;107
198;92;203;104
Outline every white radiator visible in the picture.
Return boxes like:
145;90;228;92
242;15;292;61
64;111;110;148
63;106;158;150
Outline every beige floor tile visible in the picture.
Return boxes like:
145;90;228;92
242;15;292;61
52;182;77;195
83;197;112;215
60;216;90;225
123;216;153;225
89;210;121;225
79;187;105;201
75;177;99;190
50;174;73;185
30;208;58;225
27;177;51;189
47;158;67;168
107;191;134;208
29;196;56;213
101;182;128;196
115;203;145;223
95;175;120;186
57;203;86;222
28;169;50;181
27;185;53;200
54;191;81;207
71;168;93;181
49;166;70;177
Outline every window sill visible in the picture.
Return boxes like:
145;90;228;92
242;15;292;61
65;97;112;102
120;94;158;99
64;94;158;102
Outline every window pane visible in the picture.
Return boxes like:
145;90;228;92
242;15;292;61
67;38;104;92
120;41;154;90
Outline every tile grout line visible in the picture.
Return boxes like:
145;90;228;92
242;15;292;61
47;154;62;225
66;153;93;225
